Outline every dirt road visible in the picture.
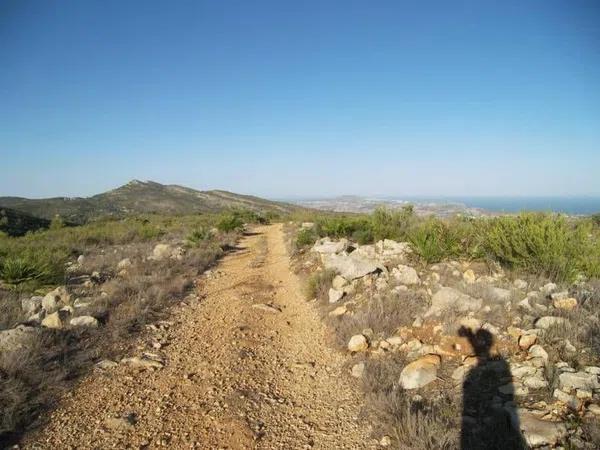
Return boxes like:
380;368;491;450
23;224;372;449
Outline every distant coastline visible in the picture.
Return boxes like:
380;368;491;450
290;196;600;216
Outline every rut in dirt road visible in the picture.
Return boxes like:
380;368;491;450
23;224;373;449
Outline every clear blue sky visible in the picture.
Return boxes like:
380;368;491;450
1;0;599;199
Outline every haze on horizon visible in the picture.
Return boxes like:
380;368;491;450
1;1;599;199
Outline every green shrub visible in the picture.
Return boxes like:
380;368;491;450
371;206;415;242
296;228;318;248
408;219;462;264
217;214;245;232
187;227;213;246
480;213;598;282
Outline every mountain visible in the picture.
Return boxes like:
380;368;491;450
0;180;301;224
0;207;51;236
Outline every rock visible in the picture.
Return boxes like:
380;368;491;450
117;258;132;270
21;296;43;315
41;310;69;329
513;279;528;290
523;376;548;389
386;336;403;346
540;283;557;294
528;345;548;364
379;435;392;447
73;298;92;309
375;239;412;263
332;275;348;290
552;297;577;311
391;265;420;285
534;316;568;330
151;244;173;261
42;286;70;313
329;305;347;317
553;389;580;409
488;287;512;302
328;288;344;304
251;303;281;313
424;287;482;317
301;222;315;229
518;334;537;350
77;254;85;264
348;334;369;352
323;253;380;280
351;362;365;378
121;356;164;370
462;269;476;284
517;297;534;312
399;354;441;389
96;359;118;370
312;238;348;255
516;410;566;447
587;404;600;415
559;371;600;391
70;315;99;328
0;325;39;354
550;290;569;300
104;416;135;431
584;366;600;375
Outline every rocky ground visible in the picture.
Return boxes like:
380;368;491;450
15;224;373;449
299;230;600;448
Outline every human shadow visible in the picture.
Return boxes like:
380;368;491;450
458;326;526;450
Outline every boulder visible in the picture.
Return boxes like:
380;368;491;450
513;279;528;290
516;410;566;447
70;316;99;328
488;287;512;302
424;287;482;317
534;316;568;330
323;253;380;280
540;283;557;294
391;265;420;285
553;297;577;311
399;354;441;389
518;334;537;351
528;345;548;364
0;325;39;354
42;286;70;313
331;275;348;290
41;310;69;329
21;296;43;315
559;371;600;391
347;334;369;352
152;244;173;261
376;239;412;263
117;258;132;270
312;238;348;255
328;288;344;304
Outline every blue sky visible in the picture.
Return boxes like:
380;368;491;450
1;0;599;198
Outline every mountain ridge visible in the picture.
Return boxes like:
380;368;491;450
0;180;301;224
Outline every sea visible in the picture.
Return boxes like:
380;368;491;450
398;196;600;216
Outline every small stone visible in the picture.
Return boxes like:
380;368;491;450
535;316;568;330
328;288;344;304
380;435;392;447
513;279;528;290
540;283;557;294
351;362;365;378
528;345;548;364
328;305;347;317
399;354;441;389
117;258;132;270
104;416;135;431
70;315;99;328
462;269;476;284
41;310;69;329
121;356;164;370
518;334;537;351
552;297;577;311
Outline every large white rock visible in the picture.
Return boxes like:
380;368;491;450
0;325;39;354
515;410;566;447
323;253;380;280
391;265;420;285
424;287;482;317
399;354;441;389
42;286;70;313
328;288;344;304
70;316;99;328
559;371;600;391
311;238;348;255
347;334;369;352
41;310;69;329
152;244;173;261
331;275;349;290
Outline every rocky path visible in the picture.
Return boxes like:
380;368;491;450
23;224;371;449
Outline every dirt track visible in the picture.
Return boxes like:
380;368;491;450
23;224;372;449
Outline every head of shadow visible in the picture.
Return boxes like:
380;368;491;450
458;326;526;450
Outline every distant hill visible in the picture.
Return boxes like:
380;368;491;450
0;180;301;224
0;207;51;236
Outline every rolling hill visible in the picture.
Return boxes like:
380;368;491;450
0;180;301;224
0;207;51;236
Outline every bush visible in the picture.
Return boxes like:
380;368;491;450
296;228;317;249
187;227;213;246
480;213;599;282
408;218;463;264
217;214;245;232
305;269;336;301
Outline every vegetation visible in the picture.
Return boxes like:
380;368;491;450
296;207;600;282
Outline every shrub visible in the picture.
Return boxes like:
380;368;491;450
305;269;336;301
217;214;244;232
480;213;598;282
187;227;213;246
296;228;317;249
408;218;462;264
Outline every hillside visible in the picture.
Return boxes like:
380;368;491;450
0;180;300;223
0;207;51;236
